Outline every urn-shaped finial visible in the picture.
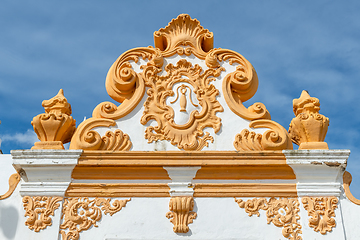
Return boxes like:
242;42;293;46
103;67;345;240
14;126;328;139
31;89;76;149
289;90;329;149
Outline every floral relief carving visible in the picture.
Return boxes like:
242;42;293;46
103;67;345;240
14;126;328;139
32;89;76;149
60;197;130;240
235;197;302;240
234;120;293;151
23;196;63;232
140;59;224;150
166;196;197;233
301;197;338;235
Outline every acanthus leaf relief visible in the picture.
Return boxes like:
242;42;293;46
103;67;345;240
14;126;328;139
235;197;302;240
166;196;197;233
23;196;63;232
301;197;338;235
60;197;130;240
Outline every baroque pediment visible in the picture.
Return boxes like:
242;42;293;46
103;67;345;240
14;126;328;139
67;14;292;152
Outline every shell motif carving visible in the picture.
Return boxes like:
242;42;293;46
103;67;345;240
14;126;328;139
23;196;63;232
60;197;130;240
235;197;302;240
301;197;338;235
140;59;224;150
166;196;197;233
154;14;213;59
31;89;76;149
234;120;293;151
289;90;329;150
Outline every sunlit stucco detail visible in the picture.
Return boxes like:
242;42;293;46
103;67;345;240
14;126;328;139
166;196;197;233
235;197;302;240
289;90;329;150
31;89;76;150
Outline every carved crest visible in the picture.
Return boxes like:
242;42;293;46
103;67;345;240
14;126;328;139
140;59;224;150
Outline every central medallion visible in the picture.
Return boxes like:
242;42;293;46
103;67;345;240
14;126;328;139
140;59;224;150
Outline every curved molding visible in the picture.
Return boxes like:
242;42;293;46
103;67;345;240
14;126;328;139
0;173;20;200
60;197;130;240
23;196;62;232
70;118;132;151
205;48;270;120
343;171;360;205
234;120;293;151
235;197;302;240
93;47;163;120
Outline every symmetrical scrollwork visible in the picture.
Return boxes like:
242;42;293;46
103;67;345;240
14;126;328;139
154;14;213;59
32;89;76;149
166;196;197;233
206;48;270;121
234;120;293;151
70;118;131;151
301;197;338;235
69;14;290;151
23;196;62;232
0;173;20;200
235;197;302;240
60;197;130;240
289;90;329;149
140;59;224;150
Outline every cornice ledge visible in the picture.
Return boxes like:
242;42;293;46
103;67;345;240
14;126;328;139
284;149;350;197
283;149;350;167
11;149;83;197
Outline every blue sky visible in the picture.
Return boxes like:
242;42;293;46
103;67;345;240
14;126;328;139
1;1;360;196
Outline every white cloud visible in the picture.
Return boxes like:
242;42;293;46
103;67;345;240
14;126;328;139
0;129;38;147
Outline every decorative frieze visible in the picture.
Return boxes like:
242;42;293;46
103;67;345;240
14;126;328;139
23;196;63;232
301;197;338;234
166;196;197;233
60;197;130;240
235;197;302;240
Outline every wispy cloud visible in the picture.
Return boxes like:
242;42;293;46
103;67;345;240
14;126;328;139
0;129;38;147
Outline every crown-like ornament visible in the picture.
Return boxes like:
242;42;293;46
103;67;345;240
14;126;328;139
31;89;76;149
289;90;329;149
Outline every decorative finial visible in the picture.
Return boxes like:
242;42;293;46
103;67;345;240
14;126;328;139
289;90;329;149
31;89;76;149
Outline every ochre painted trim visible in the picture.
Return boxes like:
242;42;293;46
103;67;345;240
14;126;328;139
195;166;295;180
194;183;297;197
343;171;360;205
72;167;171;180
78;150;289;166
0;173;20;200
66;183;170;197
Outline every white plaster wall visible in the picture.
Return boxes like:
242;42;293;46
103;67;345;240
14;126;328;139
340;196;360;240
93;54;268;151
